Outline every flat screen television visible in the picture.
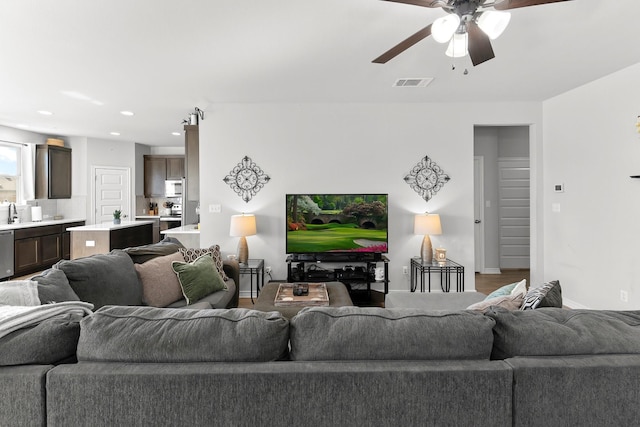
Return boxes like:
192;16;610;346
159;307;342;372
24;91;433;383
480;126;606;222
286;194;388;255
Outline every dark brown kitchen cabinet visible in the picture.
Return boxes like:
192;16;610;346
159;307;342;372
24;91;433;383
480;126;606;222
143;155;185;197
13;221;85;277
36;145;72;199
14;225;62;276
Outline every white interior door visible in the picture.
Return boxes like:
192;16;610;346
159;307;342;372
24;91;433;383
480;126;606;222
474;156;485;272
93;167;130;224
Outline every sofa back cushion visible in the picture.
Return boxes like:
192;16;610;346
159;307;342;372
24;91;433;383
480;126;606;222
122;236;185;264
289;307;495;361
0;314;82;366
55;250;142;310
77;306;289;362
31;268;80;304
486;307;640;359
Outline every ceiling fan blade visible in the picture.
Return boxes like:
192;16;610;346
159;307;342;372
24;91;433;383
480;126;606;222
494;0;573;11
372;24;432;64
381;0;449;8
467;22;495;66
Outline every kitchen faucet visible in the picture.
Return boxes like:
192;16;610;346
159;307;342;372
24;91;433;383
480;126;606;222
7;203;17;224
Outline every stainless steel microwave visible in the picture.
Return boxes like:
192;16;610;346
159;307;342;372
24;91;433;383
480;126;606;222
165;179;183;197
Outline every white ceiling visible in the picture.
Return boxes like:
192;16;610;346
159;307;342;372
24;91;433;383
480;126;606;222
1;0;639;146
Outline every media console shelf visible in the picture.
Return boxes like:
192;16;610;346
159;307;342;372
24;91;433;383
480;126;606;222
286;254;389;301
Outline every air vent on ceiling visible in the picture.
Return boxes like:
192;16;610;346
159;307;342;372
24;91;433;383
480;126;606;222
393;78;433;88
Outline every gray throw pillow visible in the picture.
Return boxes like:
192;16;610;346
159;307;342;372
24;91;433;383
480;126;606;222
31;268;80;304
537;280;562;308
55;250;142;309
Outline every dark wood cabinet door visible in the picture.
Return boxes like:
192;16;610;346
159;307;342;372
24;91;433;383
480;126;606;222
166;157;185;179
36;145;72;199
41;234;61;266
49;146;72;198
14;237;40;275
144;156;167;197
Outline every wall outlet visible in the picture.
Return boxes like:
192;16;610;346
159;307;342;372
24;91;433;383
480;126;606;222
620;290;628;303
402;266;408;275
265;266;272;274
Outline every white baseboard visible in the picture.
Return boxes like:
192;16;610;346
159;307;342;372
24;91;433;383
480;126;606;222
479;268;501;274
562;298;590;309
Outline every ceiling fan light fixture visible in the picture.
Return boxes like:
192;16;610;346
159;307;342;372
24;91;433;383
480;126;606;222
431;14;461;43
477;10;511;40
445;32;468;58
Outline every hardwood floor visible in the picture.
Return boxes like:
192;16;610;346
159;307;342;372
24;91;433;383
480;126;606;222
474;269;530;296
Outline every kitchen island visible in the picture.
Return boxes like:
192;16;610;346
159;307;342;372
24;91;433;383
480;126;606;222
67;220;154;259
161;224;200;248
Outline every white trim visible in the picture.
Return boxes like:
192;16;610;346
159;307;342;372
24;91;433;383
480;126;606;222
474;156;485;273
562;298;590;309
479;268;502;274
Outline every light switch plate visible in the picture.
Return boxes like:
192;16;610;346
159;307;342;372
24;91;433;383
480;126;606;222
209;204;221;213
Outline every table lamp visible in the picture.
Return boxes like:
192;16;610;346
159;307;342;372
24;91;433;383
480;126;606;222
230;213;256;264
414;213;442;263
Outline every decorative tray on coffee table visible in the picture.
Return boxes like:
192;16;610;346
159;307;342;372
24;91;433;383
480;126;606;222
274;283;329;307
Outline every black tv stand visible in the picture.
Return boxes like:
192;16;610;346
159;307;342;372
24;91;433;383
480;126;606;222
286;254;389;301
289;252;382;263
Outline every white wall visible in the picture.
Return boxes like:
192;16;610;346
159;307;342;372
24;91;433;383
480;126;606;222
543;62;640;309
199;102;543;296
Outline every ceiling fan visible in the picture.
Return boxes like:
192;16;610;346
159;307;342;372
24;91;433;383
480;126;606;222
373;0;573;66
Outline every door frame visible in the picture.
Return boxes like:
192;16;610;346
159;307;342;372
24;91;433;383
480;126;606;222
474;156;486;273
91;165;132;225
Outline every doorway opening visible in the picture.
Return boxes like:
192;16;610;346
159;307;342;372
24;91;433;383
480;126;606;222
473;126;530;279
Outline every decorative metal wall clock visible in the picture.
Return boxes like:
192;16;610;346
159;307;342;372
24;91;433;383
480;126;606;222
223;155;271;202
404;155;450;202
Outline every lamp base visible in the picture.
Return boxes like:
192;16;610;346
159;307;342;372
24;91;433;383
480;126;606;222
420;235;433;263
237;236;249;264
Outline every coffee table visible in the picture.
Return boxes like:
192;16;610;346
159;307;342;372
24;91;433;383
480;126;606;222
254;282;354;319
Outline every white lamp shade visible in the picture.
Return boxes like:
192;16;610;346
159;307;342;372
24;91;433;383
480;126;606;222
445;32;468;58
477;10;511;40
414;214;442;236
431;14;461;43
230;214;257;237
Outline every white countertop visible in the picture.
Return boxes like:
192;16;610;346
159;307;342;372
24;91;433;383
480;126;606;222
135;215;181;222
161;224;200;234
66;220;155;232
0;218;86;232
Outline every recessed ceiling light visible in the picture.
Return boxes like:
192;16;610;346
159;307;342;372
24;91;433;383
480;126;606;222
110;132;121;136
120;111;134;116
172;132;181;136
37;110;53;115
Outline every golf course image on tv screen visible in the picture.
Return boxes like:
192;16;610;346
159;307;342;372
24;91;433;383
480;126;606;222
286;194;388;254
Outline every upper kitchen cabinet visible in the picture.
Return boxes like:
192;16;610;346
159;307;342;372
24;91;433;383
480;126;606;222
184;125;199;201
35;144;72;199
143;155;185;197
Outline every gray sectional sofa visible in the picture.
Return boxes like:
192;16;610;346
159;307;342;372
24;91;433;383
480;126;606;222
2;304;640;426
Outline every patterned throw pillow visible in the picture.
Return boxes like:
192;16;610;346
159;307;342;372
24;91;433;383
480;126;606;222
179;245;229;281
520;281;557;310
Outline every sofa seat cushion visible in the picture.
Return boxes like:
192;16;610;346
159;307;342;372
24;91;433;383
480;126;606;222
135;251;185;307
486;307;640;359
290;307;495;361
166;277;236;309
55;250;142;310
77;306;289;362
0;314;83;366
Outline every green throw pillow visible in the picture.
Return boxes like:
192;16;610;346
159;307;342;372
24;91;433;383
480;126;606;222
172;254;227;305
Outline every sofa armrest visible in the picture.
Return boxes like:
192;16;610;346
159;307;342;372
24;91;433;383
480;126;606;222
223;260;240;308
